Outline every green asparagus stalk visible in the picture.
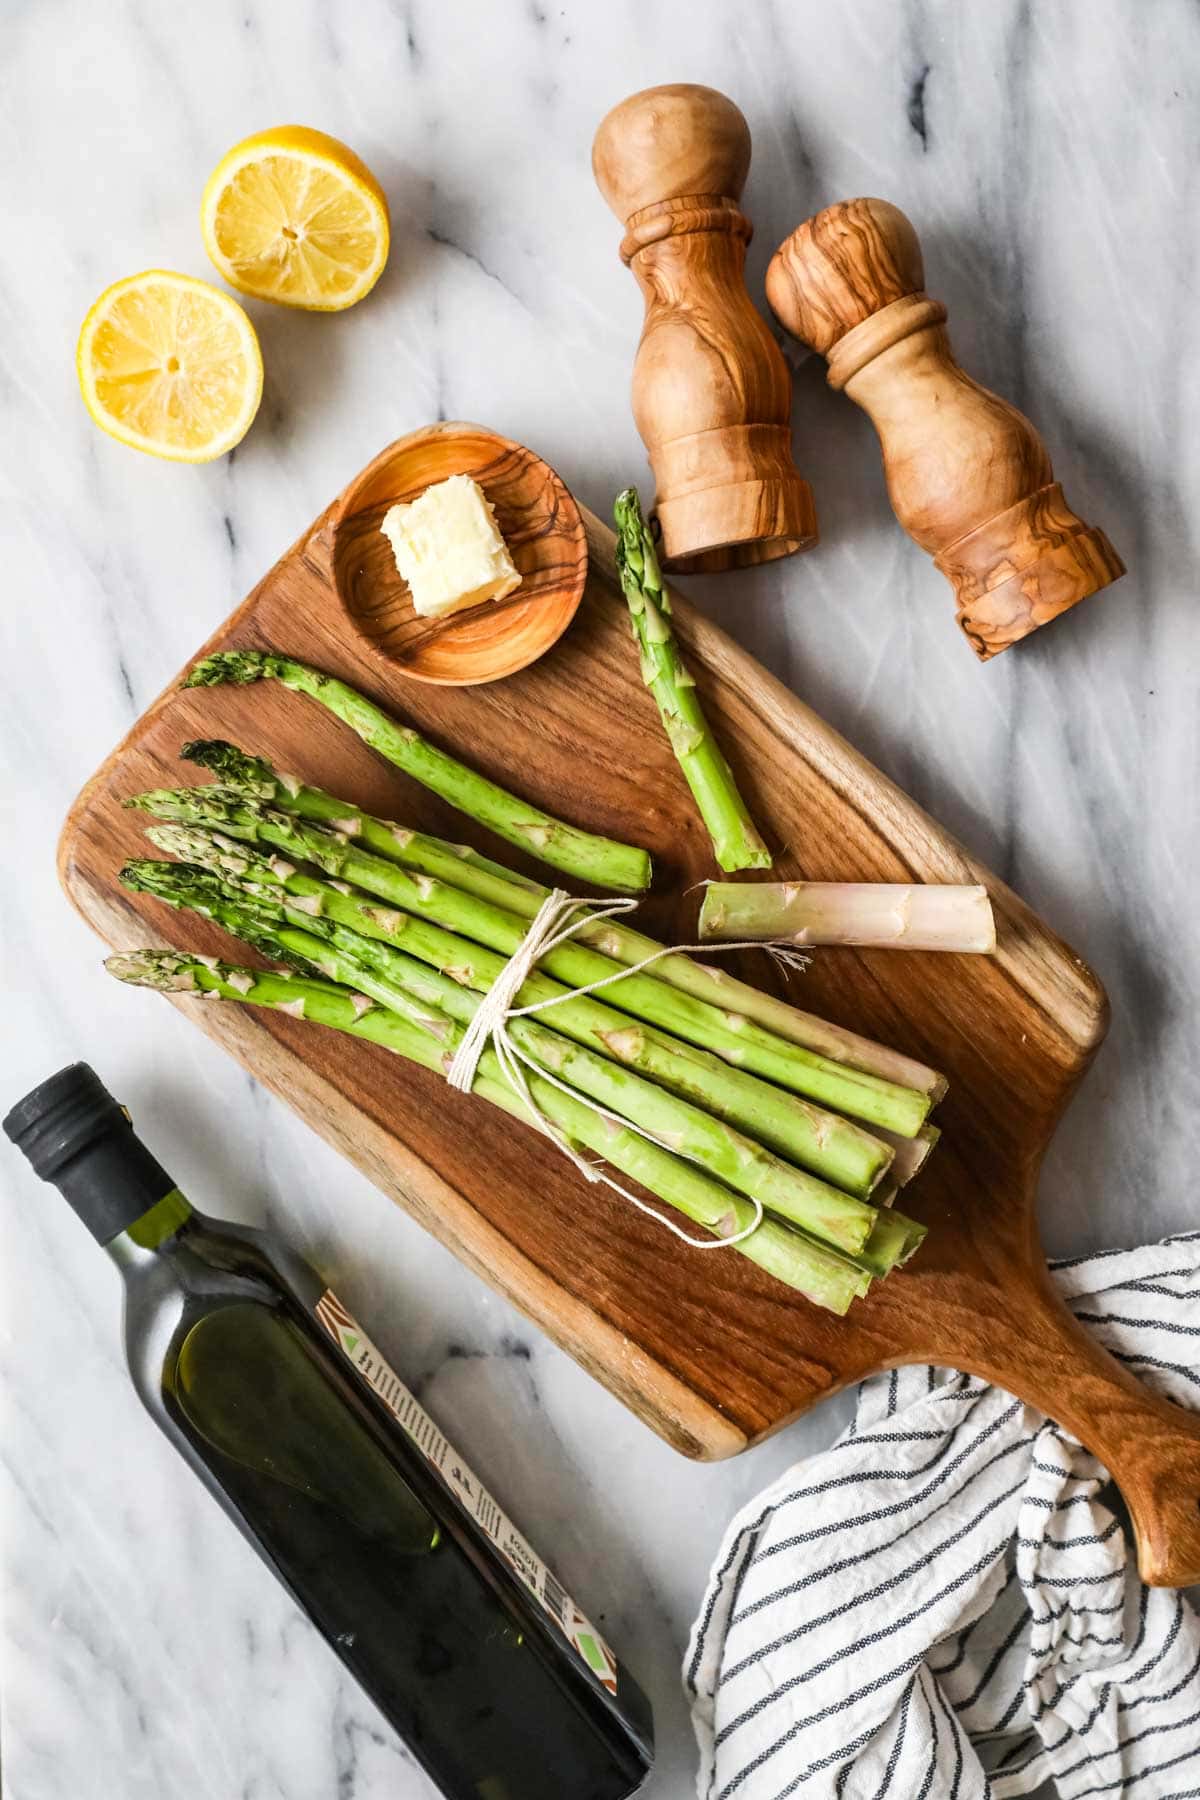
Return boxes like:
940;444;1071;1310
848;1209;927;1277
182;651;651;895
142;826;895;1199
766;1203;926;1282
129;788;930;1138
178;739;946;1101
104;950;868;1313
699;880;997;953
112;872;887;1262
614;489;770;873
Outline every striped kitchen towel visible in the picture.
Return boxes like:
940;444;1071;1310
686;1235;1200;1799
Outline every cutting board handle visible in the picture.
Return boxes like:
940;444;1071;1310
923;1258;1200;1588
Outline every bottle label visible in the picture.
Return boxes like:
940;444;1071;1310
314;1288;619;1694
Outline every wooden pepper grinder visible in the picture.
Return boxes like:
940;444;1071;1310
766;198;1124;658
593;84;817;573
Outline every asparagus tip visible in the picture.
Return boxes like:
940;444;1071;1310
119;858;184;898
613;487;647;560
105;950;205;991
145;822;267;881
183;650;270;690
179;740;276;796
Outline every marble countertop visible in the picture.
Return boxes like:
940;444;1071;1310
3;2;1198;1795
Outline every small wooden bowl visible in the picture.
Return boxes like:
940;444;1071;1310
329;423;588;686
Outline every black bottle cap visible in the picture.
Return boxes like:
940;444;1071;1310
4;1062;178;1243
4;1062;123;1178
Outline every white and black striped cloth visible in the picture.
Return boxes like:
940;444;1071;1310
686;1236;1200;1799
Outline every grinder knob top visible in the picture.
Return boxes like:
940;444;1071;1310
592;83;752;225
766;196;925;356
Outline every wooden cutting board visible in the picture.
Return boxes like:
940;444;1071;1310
59;425;1200;1587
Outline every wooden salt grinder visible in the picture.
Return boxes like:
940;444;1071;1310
593;84;817;573
766;198;1125;658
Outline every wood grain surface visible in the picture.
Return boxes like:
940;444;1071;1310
592;84;816;573
767;197;1125;659
59;424;1200;1586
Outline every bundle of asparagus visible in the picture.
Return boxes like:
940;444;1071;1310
104;668;948;1313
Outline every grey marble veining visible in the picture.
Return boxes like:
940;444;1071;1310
2;2;1198;1796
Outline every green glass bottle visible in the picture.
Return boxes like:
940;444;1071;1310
4;1064;654;1799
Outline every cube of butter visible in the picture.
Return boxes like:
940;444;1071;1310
380;474;522;620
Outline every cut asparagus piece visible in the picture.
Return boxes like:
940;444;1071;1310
182;652;652;895
129;789;931;1138
699;881;997;953
104;951;867;1312
111;877;886;1263
177;739;947;1101
141;829;896;1199
613;488;770;873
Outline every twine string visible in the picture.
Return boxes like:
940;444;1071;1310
445;890;806;1251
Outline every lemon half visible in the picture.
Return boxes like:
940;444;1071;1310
201;125;390;311
77;270;263;462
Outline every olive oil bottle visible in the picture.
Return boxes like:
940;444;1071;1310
5;1065;654;1799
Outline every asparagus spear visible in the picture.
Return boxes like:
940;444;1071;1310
614;489;771;873
104;950;867;1312
182;651;652;895
113;871;887;1261
178;740;946;1100
138;830;895;1198
129;788;931;1137
699;880;997;953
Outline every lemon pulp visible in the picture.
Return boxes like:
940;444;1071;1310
202;125;390;311
77;270;263;462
